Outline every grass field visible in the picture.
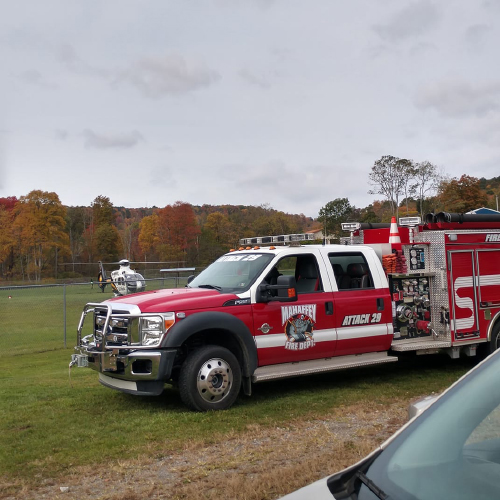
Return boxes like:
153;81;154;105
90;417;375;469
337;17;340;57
0;283;480;498
0;348;476;490
0;278;181;356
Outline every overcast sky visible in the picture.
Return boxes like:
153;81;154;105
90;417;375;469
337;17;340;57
1;0;499;217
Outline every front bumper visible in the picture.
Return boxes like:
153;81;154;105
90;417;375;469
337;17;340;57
72;346;178;396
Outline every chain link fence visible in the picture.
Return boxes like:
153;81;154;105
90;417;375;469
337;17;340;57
0;276;192;357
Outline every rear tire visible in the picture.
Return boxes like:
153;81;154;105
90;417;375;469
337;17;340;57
489;323;500;355
179;345;242;411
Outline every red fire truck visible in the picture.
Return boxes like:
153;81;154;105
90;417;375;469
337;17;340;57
71;212;500;411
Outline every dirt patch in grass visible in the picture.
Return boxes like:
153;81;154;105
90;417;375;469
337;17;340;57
1;400;408;500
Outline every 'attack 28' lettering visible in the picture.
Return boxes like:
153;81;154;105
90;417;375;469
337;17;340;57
342;312;382;326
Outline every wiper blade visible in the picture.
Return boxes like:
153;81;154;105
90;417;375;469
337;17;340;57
356;471;389;500
197;284;223;292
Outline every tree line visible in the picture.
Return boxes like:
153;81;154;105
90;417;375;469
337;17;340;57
1;156;498;281
0;193;312;281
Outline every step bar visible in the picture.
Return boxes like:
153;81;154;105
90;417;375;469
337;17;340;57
391;339;452;352
252;352;398;383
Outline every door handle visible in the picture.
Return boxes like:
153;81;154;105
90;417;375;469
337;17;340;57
325;301;334;315
377;298;385;311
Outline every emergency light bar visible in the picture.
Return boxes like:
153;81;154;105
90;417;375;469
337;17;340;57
399;217;421;227
238;233;314;246
341;222;361;232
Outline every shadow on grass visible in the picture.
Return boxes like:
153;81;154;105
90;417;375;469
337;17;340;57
249;352;476;396
114;352;478;416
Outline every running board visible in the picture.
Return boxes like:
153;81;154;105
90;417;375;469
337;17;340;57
252;352;398;383
391;340;452;352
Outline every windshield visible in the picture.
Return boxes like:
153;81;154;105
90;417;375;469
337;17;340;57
188;253;274;294
356;351;500;500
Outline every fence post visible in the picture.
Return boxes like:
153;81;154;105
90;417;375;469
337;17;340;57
63;284;67;348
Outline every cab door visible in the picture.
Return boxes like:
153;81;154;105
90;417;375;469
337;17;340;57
329;251;393;355
252;252;337;366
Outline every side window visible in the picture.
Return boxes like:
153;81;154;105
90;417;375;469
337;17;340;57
329;252;373;290
276;254;323;294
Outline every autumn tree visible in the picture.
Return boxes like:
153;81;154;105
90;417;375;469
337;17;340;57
119;219;140;261
0;205;15;276
12;190;69;280
197;212;241;264
0;197;17;276
88;195;122;262
204;212;236;246
414;161;441;218
350;205;381;224
253;213;292;237
94;224;123;262
369;156;414;218
0;196;18;211
92;195;114;226
138;214;161;261
318;198;352;242
156;202;200;263
66;206;87;272
437;175;488;213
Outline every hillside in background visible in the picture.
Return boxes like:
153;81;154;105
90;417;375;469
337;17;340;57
1;174;499;282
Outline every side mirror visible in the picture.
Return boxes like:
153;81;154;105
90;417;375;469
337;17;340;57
257;275;298;303
187;275;195;284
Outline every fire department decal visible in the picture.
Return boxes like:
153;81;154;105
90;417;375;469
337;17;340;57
281;304;316;350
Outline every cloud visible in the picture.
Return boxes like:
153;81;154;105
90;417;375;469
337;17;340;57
58;43;108;78
373;1;441;42
216;160;341;214
408;41;437;57
82;130;145;149
415;79;500;117
464;24;492;51
117;54;220;98
17;69;56;89
238;69;271;89
483;0;500;10
214;0;277;9
55;129;69;141
148;165;177;189
57;44;219;98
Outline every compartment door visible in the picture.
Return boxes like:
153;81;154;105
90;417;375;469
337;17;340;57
477;249;500;308
449;250;479;340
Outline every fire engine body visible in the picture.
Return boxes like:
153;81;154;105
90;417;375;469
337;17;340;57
71;213;500;411
349;213;500;358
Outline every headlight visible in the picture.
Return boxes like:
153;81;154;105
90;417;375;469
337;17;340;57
111;318;128;329
140;313;175;347
95;316;106;328
141;316;163;346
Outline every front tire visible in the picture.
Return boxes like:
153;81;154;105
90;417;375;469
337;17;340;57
179;345;242;411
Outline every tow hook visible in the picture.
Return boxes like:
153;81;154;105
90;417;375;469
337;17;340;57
70;354;89;367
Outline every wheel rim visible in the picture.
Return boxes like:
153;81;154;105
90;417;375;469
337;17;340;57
196;358;233;403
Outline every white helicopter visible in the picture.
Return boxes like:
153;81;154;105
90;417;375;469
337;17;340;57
97;259;146;296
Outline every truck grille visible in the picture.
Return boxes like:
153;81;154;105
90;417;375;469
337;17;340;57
95;309;133;348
